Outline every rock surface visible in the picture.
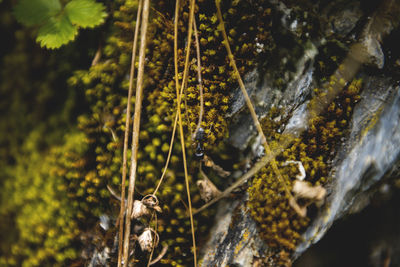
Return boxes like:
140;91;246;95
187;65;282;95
200;0;400;266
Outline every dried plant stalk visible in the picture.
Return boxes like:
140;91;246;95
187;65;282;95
149;245;168;266
193;17;204;136
122;0;150;264
117;0;143;266
215;0;298;210
174;0;198;266
152;112;179;195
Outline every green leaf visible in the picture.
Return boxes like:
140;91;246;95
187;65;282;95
14;0;61;26
65;0;107;29
36;14;78;49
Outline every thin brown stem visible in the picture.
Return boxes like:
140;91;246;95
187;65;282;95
215;0;295;203
117;1;143;266
195;0;391;216
193;17;204;136
184;85;193;138
122;0;150;265
153;0;203;197
152;112;178;195
146;214;158;267
149;245;168;266
194;142;289;215
91;44;102;66
174;0;198;265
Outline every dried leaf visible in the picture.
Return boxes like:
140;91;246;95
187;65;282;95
289;179;327;217
197;179;221;202
131;200;151;219
142;194;162;213
283;160;306;181
292;180;326;204
288;196;307;217
138;228;153;252
203;155;230;177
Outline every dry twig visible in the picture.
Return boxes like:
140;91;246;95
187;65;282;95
193;17;204;137
173;0;198;265
122;0;150;264
152;112;179;195
117;0;143;266
149;244;168;266
215;0;301;214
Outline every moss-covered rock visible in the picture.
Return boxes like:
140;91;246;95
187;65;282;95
247;78;362;258
67;0;277;265
0;0;279;265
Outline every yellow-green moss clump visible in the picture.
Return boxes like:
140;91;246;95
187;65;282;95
0;0;363;265
0;4;94;265
1;0;277;265
66;0;277;265
146;0;275;148
0;129;87;267
247;78;362;257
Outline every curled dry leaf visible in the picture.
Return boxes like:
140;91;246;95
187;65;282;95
197;179;221;202
288;196;307;218
283;160;306;181
131;195;162;219
292;180;327;207
203;155;231;177
141;194;158;207
131;200;151;219
289;180;327;217
286;160;326;217
197;169;222;202
138;228;156;252
142;194;162;213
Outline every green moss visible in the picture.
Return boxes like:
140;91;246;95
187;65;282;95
145;0;275;150
0;130;85;266
1;0;278;265
247;78;362;255
0;3;94;264
66;0;278;265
